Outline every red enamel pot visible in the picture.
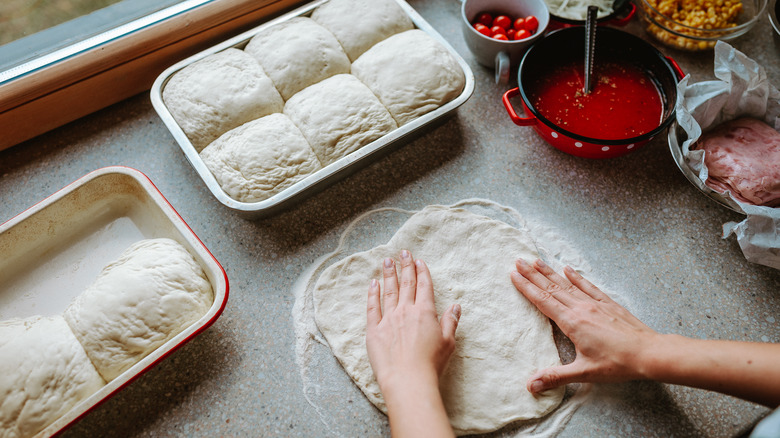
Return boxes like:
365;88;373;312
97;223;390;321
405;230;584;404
502;27;684;159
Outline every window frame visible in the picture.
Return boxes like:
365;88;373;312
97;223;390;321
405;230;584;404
0;0;304;151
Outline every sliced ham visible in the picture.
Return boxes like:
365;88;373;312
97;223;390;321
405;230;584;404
693;117;780;207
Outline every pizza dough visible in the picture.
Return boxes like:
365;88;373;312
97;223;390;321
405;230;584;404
244;17;351;101
351;29;465;126
311;0;414;61
162;48;283;152
200;113;323;202
284;74;398;166
313;205;564;435
0;315;105;438
63;238;213;381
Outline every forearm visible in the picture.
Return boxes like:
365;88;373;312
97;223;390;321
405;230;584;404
381;371;454;438
642;334;780;407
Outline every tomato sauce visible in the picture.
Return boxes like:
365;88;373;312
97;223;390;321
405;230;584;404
528;61;663;140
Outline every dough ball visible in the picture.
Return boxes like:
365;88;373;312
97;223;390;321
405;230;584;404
0;316;105;438
311;0;414;61
351;29;465;126
284;74;397;166
245;17;351;101
162;48;284;152
63;238;214;382
313;205;564;435
200;113;323;203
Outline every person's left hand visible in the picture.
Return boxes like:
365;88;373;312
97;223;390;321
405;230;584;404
366;250;461;395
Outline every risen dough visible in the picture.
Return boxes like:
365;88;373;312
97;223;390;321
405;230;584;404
313;205;564;435
162;48;283;152
311;0;414;61
63;238;213;381
200;113;322;203
245;17;351;101
351;29;465;126
0;316;105;438
284;74;397;166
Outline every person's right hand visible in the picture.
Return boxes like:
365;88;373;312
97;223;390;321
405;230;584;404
510;259;661;394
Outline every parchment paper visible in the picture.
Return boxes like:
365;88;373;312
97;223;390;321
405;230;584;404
676;41;780;270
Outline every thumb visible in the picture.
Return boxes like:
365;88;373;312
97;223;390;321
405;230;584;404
440;303;461;342
527;361;588;394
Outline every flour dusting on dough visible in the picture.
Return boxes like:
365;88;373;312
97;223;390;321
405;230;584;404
291;199;607;436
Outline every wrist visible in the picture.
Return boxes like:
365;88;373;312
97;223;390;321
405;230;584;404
378;366;440;401
637;333;690;381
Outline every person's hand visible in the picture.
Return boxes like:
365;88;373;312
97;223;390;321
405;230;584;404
510;259;660;394
366;250;460;438
366;250;461;393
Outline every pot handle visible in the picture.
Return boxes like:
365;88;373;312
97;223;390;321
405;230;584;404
608;2;636;27
665;56;685;80
502;88;536;126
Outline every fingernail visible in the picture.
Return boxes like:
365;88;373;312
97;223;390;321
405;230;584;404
516;259;528;266
400;250;410;260
384;258;393;268
536;259;547;268
370;279;378;288
415;259;423;267
529;379;544;393
452;304;461;321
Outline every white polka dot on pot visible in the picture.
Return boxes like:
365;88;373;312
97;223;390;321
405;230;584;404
601;146;610;152
551;132;559;138
575;142;583;148
627;144;635;149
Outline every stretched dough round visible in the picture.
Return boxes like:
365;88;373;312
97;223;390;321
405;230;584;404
162;48;283;152
200;113;322;203
351;29;465;126
0;315;105;438
63;238;213;381
245;17;351;101
313;205;564;435
311;0;414;61
284;74;397;166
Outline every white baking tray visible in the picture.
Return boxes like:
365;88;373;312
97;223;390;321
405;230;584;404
0;166;229;437
150;0;475;219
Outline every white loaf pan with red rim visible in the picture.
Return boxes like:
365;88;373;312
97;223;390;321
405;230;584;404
0;166;229;437
150;0;475;219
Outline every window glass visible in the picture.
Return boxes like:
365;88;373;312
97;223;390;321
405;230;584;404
0;0;209;81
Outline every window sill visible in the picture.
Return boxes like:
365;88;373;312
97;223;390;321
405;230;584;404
0;0;304;151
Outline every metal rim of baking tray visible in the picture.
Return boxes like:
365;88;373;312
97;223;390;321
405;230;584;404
667;121;744;214
0;166;229;437
150;0;476;219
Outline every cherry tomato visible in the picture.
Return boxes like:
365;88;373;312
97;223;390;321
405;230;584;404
474;23;492;37
513;17;525;30
476;12;493;27
490;25;506;36
506;28;516;40
493;33;509;40
525;15;539;33
515;29;531;40
493;15;512;30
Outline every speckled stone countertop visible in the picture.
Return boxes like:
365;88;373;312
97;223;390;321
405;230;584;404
1;1;779;436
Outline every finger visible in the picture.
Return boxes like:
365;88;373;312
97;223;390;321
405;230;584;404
527;362;587;394
563;266;612;302
440;303;461;344
397;250;417;305
366;279;382;327
511;268;570;321
414;259;435;309
515;259;576;306
382;257;399;311
533;259;574;290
